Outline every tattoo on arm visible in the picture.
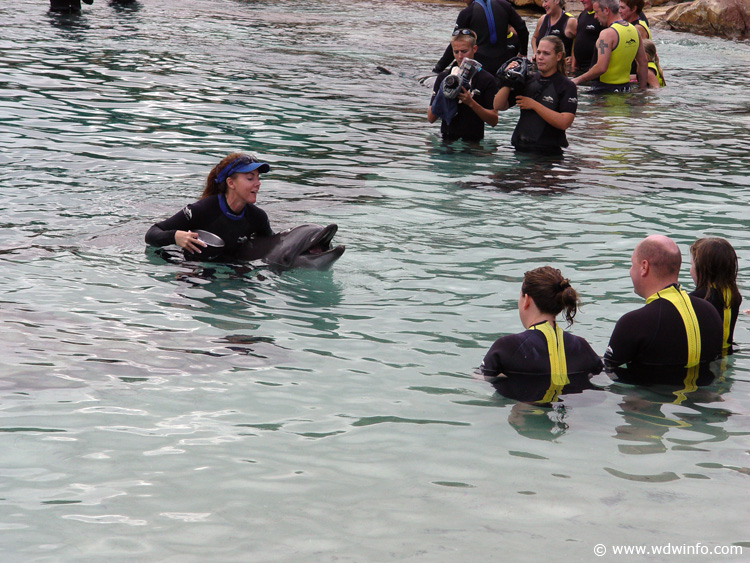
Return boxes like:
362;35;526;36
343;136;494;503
597;39;608;55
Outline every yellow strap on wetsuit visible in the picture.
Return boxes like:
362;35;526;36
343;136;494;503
637;18;652;40
531;321;569;386
645;285;701;368
647;62;665;87
714;286;732;350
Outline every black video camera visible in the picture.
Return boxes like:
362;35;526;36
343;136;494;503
496;57;531;89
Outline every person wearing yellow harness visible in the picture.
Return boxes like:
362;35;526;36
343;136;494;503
479;266;603;402
643;40;666;88
604;236;723;382
571;0;647;92
689;238;743;353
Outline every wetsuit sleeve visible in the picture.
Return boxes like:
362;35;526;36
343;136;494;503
255;207;274;237
504;1;529;57
603;311;642;367
558;79;578;115
145;206;193;247
580;339;604;375
429;71;444;105
435;45;454;74
479;339;506;377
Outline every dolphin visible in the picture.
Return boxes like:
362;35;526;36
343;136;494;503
237;223;345;271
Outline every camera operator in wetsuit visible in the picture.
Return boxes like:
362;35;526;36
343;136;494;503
493;36;578;155
428;29;499;143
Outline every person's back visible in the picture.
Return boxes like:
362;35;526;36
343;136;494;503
433;0;529;76
605;285;723;370
689;237;742;352
479;266;603;403
483;326;602;378
604;235;724;383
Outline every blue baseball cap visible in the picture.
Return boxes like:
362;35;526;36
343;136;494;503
215;155;270;184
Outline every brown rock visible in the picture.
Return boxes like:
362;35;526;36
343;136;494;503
665;0;750;38
509;0;543;8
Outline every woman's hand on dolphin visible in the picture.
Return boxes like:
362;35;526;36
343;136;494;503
175;230;206;253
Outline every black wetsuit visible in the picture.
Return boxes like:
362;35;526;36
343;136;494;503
504;30;521;61
434;0;529;76
573;9;604;72
538;12;574;56
690;287;742;351
145;193;273;261
50;0;92;12
480;321;603;402
480;324;603;378
507;71;578;154
430;68;499;142
604;284;723;381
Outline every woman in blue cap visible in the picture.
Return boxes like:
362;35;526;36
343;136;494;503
145;152;274;260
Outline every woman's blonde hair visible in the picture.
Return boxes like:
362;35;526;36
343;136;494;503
643;39;666;86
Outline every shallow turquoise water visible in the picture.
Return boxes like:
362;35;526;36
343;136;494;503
1;0;749;560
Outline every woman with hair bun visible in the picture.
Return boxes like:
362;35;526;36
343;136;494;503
479;266;602;388
689;238;742;352
145;152;274;261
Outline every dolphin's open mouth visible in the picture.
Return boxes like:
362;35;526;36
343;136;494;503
297;224;345;261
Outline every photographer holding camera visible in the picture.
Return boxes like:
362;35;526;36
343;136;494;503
493;36;578;155
427;29;499;143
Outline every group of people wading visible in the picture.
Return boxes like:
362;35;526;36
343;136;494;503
428;0;666;151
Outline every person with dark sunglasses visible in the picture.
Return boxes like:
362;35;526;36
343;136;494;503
145;153;274;261
428;30;499;143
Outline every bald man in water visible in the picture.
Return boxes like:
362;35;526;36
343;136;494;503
604;235;722;379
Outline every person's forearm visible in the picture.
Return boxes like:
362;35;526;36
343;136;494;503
493;86;512;111
573;62;605;84
534;106;575;130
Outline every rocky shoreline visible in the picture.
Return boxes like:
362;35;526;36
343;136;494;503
428;0;750;39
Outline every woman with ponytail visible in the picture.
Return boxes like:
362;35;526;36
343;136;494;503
479;266;602;384
494;36;577;155
145;152;274;260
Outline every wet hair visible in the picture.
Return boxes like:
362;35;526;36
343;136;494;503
690;238;740;309
450;28;477;48
636;237;681;278
539;35;567;76
620;0;644;12
643;39;666;85
521;266;582;326
202;152;249;198
595;0;620;14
